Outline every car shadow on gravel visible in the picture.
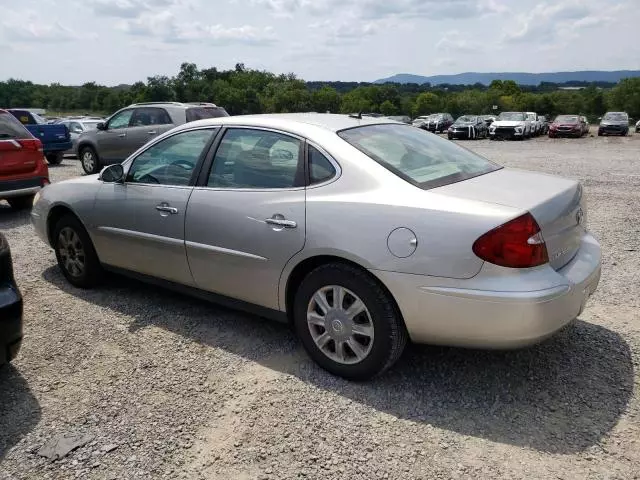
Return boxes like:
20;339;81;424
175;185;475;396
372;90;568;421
0;365;41;461
42;267;634;454
0;203;32;229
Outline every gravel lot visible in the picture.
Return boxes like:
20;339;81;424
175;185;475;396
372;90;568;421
1;130;639;479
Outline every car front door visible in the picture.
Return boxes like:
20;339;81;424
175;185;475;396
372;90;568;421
96;109;134;163
126;107;175;157
92;127;218;285
185;127;306;310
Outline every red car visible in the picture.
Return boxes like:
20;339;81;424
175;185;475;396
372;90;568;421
0;109;49;209
548;115;585;138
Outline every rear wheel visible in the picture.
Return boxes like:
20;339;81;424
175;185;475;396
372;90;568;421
53;214;103;288
293;263;407;380
46;152;63;165
80;147;100;175
7;195;35;210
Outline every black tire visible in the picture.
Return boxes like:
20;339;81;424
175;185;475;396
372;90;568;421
598;130;603;136
46;152;63;165
447;134;453;140
293;263;408;380
79;146;100;175
7;195;34;210
53;214;103;288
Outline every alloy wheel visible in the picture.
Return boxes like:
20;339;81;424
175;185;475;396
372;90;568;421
82;150;95;173
58;227;86;277
307;285;374;365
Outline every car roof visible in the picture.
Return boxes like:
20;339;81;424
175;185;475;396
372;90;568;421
181;113;397;136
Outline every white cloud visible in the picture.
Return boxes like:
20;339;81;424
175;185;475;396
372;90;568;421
0;9;93;42
89;0;186;18
435;30;475;54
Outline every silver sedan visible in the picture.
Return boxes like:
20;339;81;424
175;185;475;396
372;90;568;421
31;114;601;380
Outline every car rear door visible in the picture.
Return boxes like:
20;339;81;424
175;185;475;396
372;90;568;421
92;127;218;285
126;108;175;155
184;127;306;310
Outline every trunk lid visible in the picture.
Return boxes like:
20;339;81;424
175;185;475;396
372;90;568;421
434;168;585;270
0;112;42;176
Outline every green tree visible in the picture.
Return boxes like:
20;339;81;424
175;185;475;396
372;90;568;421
379;100;397;116
311;86;341;113
413;92;441;116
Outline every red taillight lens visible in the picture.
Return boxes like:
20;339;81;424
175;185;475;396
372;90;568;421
472;213;549;268
18;138;43;152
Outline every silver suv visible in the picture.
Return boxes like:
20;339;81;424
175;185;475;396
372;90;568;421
76;102;228;174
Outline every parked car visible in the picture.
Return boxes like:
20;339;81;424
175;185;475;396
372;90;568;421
76;102;229;174
58;118;104;155
580;116;590;136
419;113;454;133
538;115;549;135
411;115;433;128
489;112;531;140
7;109;72;165
0;109;50;209
549;115;585;138
598;112;629;136
32;114;601;380
636;120;640;133
447;115;488;140
526;112;542;136
0;232;23;365
385;115;411;124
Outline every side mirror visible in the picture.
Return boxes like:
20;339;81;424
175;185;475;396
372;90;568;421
72;127;83;134
96;122;106;131
597;117;602;121
99;164;124;183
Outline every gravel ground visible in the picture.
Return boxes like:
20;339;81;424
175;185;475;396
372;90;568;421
1;130;639;480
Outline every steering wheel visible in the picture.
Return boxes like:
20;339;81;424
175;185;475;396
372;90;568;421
137;173;160;184
169;159;194;170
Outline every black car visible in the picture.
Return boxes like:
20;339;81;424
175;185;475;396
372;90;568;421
447;115;488;140
539;115;549;135
0;233;22;365
416;113;454;133
598;112;629;136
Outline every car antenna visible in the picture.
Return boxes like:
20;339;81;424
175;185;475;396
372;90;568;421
348;112;362;120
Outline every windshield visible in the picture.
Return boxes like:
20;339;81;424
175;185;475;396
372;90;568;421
455;116;477;124
186;106;229;122
526;113;536;121
603;112;628;121
555;115;579;123
31;113;46;124
338;124;501;190
498;112;525;121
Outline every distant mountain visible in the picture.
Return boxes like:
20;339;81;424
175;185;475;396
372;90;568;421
375;71;640;86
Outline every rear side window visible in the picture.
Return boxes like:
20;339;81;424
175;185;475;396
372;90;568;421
186;107;229;122
0;112;33;139
131;107;172;127
338;124;501;190
308;145;336;185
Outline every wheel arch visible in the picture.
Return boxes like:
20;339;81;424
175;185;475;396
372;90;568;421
46;204;90;248
282;254;404;328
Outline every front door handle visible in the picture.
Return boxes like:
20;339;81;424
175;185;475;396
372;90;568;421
265;216;297;229
147;131;157;135
118;133;126;138
156;203;178;215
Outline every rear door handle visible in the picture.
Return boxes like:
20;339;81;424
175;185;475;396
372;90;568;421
265;217;297;228
118;133;126;138
156;203;178;214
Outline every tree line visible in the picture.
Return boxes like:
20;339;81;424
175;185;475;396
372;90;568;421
1;63;639;121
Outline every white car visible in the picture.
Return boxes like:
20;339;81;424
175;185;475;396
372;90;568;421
635;120;640;133
526;112;542;136
489;112;532;140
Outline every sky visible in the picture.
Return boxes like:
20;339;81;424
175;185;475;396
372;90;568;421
0;0;639;85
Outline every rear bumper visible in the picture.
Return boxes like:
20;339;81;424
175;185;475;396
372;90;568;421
0;285;23;364
43;141;73;154
372;232;601;348
0;177;45;199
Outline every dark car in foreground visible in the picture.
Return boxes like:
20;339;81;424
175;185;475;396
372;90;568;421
8;109;72;165
0;233;23;365
76;102;229;174
598;112;629;136
549;115;585;138
447;115;488;140
414;113;454;133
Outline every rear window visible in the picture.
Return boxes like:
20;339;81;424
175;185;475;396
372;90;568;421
0;112;33;139
186;107;229;122
338;124;501;190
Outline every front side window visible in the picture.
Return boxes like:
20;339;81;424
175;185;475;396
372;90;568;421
208;128;302;189
308;145;336;185
338;124;501;190
108;110;133;130
126;129;214;186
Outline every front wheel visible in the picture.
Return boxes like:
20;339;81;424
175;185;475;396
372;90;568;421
53;214;103;288
79;147;100;175
293;263;407;380
7;195;35;210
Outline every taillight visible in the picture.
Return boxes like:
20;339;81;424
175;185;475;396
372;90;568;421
18;138;43;152
472;212;549;268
